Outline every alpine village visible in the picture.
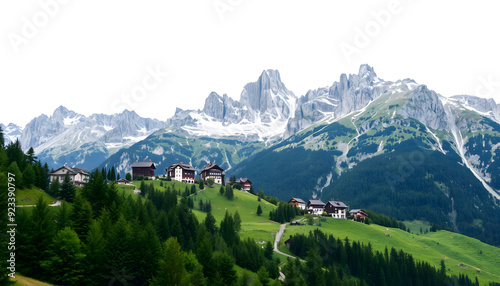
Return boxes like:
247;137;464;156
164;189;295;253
1;126;498;286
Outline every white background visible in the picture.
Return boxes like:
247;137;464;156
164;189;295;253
1;0;499;126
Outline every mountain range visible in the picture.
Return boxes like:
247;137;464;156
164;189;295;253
4;64;500;245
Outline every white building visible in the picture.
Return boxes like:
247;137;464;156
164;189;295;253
306;199;325;216
49;166;89;187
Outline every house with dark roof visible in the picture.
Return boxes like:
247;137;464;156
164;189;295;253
49;166;89;187
200;162;225;184
288;197;306;210
349;209;368;221
325;201;349;219
306;199;325;216
235;177;252;191
166;162;195;184
116;178;130;185
131;160;156;179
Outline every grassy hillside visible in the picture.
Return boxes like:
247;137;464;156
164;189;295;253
126;180;281;242
279;218;500;284
16;187;56;206
190;186;280;242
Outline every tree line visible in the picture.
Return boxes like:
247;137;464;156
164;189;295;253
286;228;482;286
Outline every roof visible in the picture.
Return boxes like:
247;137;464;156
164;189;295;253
201;163;224;172
289;197;306;204
349;209;367;215
236;177;251;184
327;201;348;208
307;199;325;206
167;162;195;172
49;166;89;176
116;179;130;183
131;161;156;169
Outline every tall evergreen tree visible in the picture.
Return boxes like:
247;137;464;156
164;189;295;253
17;197;55;278
60;171;76;202
220;210;236;246
257;205;263;216
204;212;217;235
7;161;23;188
215;252;237;286
151;237;189;286
48;179;61;197
234;210;241;232
41;227;85;285
22;164;36;188
219;185;224;196
110;166;116;182
83;220;107;286
26;147;37;164
71;194;94;240
225;185;234;200
55;200;72;231
0;125;4;149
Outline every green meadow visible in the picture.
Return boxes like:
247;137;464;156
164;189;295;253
279;218;500;284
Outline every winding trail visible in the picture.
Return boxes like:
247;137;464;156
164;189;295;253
273;223;306;281
16;200;61;208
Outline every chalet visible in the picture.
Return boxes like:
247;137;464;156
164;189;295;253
166;162;195;184
288;197;306;210
116;178;130;185
235;177;252;191
349;209;368;220
200;163;225;184
284;237;292;248
49;166;89;187
325;201;348;219
306;199;325;216
131;160;156;179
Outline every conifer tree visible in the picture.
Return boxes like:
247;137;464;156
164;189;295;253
234;210;241;232
48;178;61;197
83;220;107;286
60;171;76;202
26;147;37;164
0;148;9;172
216;252;237;286
219;185;224;196
0;125;4;149
71;194;94;240
257;205;263;216
41;227;85;285
22;164;36;188
204;212;217;234
151;237;189;286
110;166;116;182
55;200;71;231
225;185;234;200
7;161;23;188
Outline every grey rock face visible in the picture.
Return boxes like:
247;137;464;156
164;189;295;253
170;69;297;140
397;85;449;130
285;64;389;137
451;95;500;122
20;106;165;156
